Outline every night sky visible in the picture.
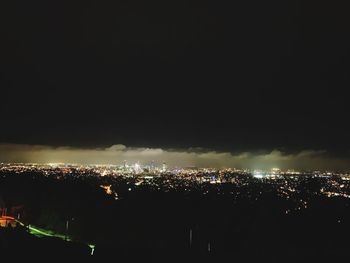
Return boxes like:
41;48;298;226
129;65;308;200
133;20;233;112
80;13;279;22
1;0;350;167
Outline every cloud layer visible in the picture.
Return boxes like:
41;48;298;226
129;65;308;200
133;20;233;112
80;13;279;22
0;143;349;171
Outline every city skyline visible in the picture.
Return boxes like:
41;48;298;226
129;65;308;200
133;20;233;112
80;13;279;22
1;143;350;171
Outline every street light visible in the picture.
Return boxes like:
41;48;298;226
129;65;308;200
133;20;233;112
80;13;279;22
65;217;74;241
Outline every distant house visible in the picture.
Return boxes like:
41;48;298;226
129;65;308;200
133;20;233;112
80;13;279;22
0;216;17;228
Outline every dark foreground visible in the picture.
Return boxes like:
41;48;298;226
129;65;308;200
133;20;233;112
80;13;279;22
1;170;350;262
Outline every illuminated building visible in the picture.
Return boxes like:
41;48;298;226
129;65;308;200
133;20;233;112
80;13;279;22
123;160;128;169
0;208;17;227
100;185;113;195
0;216;17;227
271;168;281;174
253;170;264;179
162;162;167;172
134;162;142;174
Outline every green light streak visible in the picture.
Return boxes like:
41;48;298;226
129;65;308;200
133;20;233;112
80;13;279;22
16;220;95;255
28;224;70;240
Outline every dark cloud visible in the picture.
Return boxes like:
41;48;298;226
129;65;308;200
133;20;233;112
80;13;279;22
1;0;350;157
